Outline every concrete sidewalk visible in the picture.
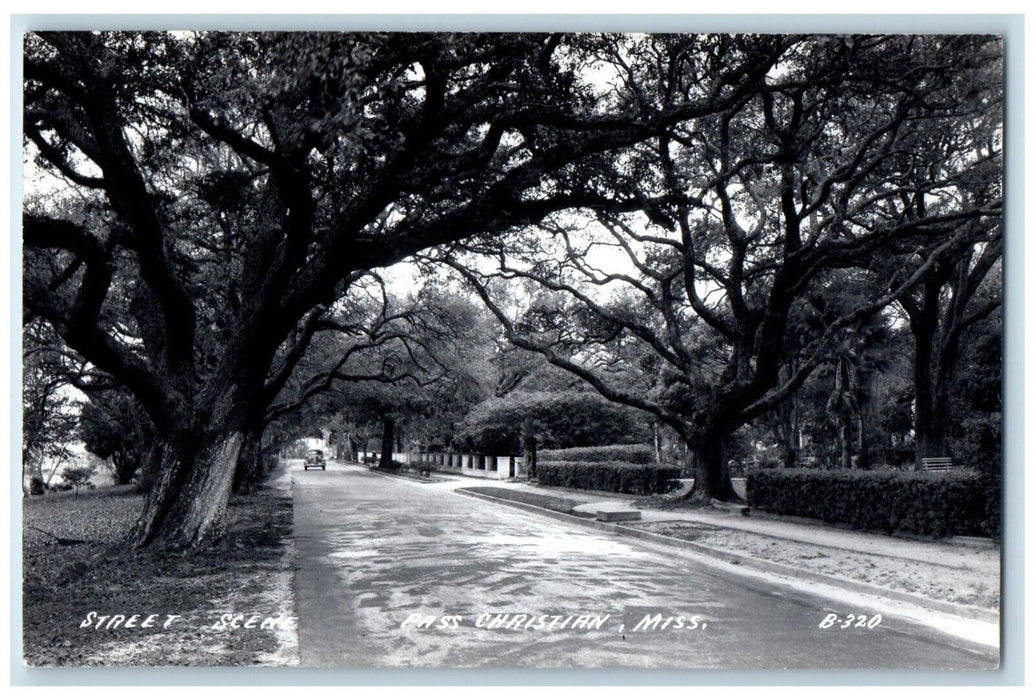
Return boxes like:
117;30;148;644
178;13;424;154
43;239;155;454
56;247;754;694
408;469;997;571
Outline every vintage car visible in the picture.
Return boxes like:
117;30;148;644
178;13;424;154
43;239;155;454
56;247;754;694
303;449;327;471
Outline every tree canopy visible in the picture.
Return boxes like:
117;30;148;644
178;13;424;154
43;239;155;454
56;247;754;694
455;390;650;455
437;34;1003;500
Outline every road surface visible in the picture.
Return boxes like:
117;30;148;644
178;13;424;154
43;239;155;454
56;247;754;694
291;462;997;669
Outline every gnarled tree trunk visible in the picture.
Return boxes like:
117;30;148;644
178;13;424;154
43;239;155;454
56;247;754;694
687;435;740;503
137;441;165;495
232;422;266;495
133;428;244;549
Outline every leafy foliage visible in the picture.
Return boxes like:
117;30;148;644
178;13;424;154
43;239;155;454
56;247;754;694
78;390;153;485
455;391;650;454
28;31;740;546
746;469;992;538
536;461;681;496
22;319;86;491
268;281;497;464
538;444;655;465
22;31;1004;544
61;465;96;495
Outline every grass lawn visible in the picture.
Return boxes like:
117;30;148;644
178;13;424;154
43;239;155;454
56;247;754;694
21;472;297;667
458;486;587;515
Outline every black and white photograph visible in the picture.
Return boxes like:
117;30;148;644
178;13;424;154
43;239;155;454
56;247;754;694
17;21;1007;674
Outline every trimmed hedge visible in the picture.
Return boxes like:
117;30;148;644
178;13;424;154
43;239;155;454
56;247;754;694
538;444;655;465
536;461;681;496
745;468;991;538
981;466;1002;541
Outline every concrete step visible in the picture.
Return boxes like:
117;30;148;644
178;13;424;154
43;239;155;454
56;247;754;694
572;501;642;522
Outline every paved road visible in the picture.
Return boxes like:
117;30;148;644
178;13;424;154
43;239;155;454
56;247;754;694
292;462;997;669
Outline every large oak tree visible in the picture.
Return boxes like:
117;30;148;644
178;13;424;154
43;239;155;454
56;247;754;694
23;31;790;547
441;34;1003;501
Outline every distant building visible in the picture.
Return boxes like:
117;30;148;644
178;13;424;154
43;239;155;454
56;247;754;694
301;436;327;452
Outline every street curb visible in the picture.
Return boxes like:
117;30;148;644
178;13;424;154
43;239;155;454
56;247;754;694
264;460;302;665
455;488;999;626
357;466;438;485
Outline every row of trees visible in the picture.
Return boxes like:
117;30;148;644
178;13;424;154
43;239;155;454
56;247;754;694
26;249;1000;493
23;32;1002;548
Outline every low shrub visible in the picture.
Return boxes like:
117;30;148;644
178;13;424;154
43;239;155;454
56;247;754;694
536;461;681;496
408;460;438;477
538;444;655;465
745;468;991;538
366;458;406;471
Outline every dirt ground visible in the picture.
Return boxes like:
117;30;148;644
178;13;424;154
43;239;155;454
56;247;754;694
21;480;298;667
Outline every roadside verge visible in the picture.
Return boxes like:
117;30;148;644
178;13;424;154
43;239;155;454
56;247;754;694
21;461;300;667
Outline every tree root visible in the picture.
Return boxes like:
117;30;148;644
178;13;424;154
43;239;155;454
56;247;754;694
678;485;746;506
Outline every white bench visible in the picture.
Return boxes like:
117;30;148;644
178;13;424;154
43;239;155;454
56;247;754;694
921;457;953;472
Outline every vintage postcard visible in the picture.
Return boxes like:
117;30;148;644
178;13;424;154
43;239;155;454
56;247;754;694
18;23;1005;675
